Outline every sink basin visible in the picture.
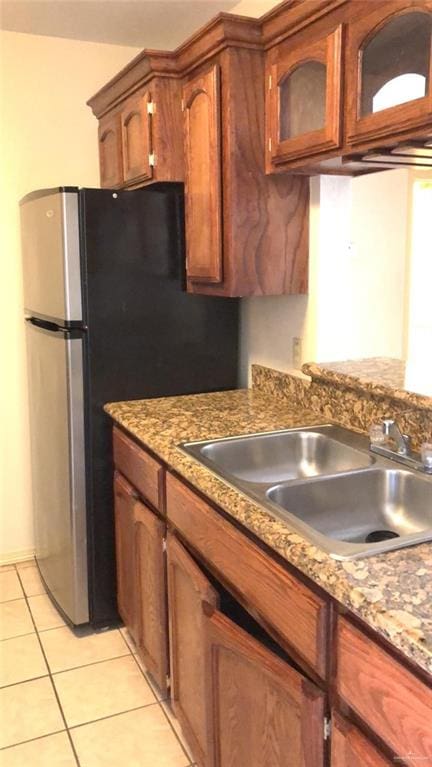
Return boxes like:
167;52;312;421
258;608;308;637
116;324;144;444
195;427;372;484
180;424;432;559
267;468;432;558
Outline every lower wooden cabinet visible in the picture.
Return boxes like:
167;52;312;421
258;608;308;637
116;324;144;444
167;532;325;767
113;469;168;693
113;471;139;640
331;713;392;767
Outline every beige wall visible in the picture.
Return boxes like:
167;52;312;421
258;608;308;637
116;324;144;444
0;31;140;563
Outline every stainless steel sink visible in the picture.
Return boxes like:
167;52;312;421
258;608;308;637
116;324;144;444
181;424;432;560
193;426;372;484
267;468;432;559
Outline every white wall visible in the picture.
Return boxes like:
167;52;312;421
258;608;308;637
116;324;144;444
0;31;140;563
240;169;411;385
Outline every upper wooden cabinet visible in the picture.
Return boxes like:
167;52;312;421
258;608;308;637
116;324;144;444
98;113;123;189
183;65;223;285
182;45;309;297
88;64;183;189
345;2;432;149
267;25;343;167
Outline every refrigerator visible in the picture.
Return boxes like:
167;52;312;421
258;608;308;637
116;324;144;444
21;185;239;628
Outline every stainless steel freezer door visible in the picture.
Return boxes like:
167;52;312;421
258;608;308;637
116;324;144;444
21;191;82;323
26;321;89;624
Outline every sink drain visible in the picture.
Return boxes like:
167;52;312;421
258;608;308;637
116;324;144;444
365;530;400;543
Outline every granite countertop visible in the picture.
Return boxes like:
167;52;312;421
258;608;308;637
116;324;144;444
105;388;432;676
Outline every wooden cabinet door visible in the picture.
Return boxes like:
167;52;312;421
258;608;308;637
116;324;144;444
204;604;325;767
134;500;168;694
268;26;342;165
331;713;392;767
167;533;219;767
113;471;138;639
121;91;153;185
98;113;123;188
345;2;432;148
183;64;223;285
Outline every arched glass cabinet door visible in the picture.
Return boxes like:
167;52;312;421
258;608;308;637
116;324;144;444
345;3;432;147
267;26;342;166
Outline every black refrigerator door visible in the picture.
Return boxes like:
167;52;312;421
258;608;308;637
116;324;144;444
78;184;239;627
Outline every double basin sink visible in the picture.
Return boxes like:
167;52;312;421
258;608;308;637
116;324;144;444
181;425;432;559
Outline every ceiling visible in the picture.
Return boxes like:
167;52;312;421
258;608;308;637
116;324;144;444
0;0;243;49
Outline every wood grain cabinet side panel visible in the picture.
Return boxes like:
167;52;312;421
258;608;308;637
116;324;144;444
134;500;168;694
205;606;325;767
98;113;123;188
331;712;393;767
113;471;138;640
113;427;163;511
167;533;219;767
183;64;223;285
166;473;328;678
337;617;432;762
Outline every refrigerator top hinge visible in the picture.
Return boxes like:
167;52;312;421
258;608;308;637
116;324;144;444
162;537;167;552
147;101;155;115
149;153;157;167
324;716;331;741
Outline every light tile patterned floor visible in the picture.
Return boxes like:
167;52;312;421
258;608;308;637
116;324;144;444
0;561;195;766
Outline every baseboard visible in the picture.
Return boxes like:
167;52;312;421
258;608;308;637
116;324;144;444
0;549;35;567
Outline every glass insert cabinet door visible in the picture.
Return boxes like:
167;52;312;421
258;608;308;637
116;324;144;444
267;26;343;165
345;3;432;146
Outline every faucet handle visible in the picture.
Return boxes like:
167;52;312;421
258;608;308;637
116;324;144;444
369;424;386;445
420;442;432;473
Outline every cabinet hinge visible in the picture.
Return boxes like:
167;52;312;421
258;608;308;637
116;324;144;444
268;137;272;153
166;674;171;688
147;101;155;115
162;537;167;552
149;153;156;167
268;74;272;90
181;98;185;112
324;717;331;741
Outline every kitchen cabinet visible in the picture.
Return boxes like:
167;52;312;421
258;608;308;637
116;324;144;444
331;713;393;767
120;90;153;185
98;113;123;189
345;1;432;150
88;67;183;190
167;532;325;767
267;25;343;167
183;64;222;284
113;429;168;694
113;471;138;639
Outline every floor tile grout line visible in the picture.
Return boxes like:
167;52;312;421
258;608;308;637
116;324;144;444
0;728;68;752
0;673;50;691
14;567;82;767
158;697;194;763
67;699;161;731
49;650;139;677
0;595;26;604
0;630;37;643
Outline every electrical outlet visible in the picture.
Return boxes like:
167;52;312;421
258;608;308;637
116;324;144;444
292;337;302;369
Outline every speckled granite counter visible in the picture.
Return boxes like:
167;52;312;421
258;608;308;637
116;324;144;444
105;387;432;677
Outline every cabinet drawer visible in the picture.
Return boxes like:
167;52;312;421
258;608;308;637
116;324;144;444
113;427;163;511
337;617;432;761
166;473;328;677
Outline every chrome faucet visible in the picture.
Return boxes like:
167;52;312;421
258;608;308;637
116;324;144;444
382;419;411;456
369;419;432;474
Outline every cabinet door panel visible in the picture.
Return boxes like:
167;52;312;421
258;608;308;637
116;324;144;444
98;114;123;188
167;533;219;767
331;712;392;767
205;606;325;767
183;64;223;284
113;471;137;639
345;2;432;146
268;26;342;164
121;91;153;184
134;501;168;694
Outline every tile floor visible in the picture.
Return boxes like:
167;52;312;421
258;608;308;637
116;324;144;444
0;560;195;766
